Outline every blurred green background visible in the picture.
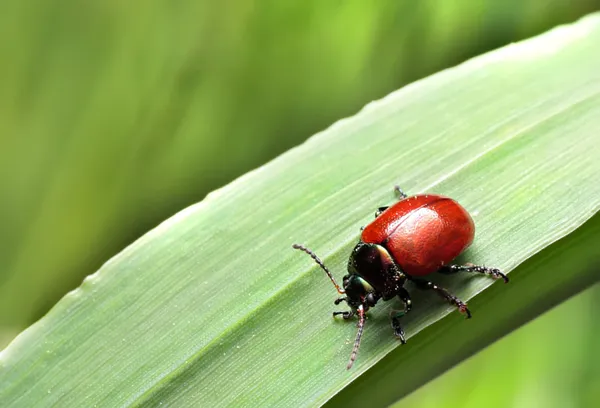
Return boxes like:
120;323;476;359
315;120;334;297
0;0;598;405
395;285;599;408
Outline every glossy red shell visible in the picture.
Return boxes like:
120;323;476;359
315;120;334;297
361;194;475;276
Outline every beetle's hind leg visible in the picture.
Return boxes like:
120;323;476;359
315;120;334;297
408;277;471;318
439;264;509;283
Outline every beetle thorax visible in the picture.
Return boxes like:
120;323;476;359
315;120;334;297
347;242;406;300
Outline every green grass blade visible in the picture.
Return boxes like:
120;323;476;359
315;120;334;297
2;13;600;407
2;0;599;349
331;214;600;407
392;284;600;408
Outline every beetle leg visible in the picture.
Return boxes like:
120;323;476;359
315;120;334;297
439;264;509;283
334;296;347;305
375;206;389;217
391;319;405;342
393;185;408;199
390;315;407;343
375;186;408;217
333;310;355;320
389;288;411;343
398;287;412;313
409;278;471;318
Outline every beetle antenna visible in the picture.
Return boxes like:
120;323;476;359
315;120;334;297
347;305;365;369
292;244;345;294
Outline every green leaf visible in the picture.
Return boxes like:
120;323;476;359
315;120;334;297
2;13;600;407
392;285;600;408
2;0;599;348
332;213;600;408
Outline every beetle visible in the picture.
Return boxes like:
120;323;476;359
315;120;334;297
293;186;508;369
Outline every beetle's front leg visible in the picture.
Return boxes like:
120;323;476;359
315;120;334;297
334;296;347;305
333;297;355;320
333;310;355;320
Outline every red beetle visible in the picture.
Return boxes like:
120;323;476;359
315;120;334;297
293;186;508;369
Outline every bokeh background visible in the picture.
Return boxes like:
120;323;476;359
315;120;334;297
395;285;599;408
1;0;599;405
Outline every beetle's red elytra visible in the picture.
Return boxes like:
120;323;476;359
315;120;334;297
293;186;508;369
362;194;475;276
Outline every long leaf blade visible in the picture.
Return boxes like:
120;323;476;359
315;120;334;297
2;13;600;407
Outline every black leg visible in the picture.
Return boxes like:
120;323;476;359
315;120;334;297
334;296;347;305
439;264;509;283
375;206;389;217
409;278;471;318
394;185;408;199
333;310;354;320
389;288;411;343
375;187;408;217
333;298;354;319
391;315;406;343
398;287;412;313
